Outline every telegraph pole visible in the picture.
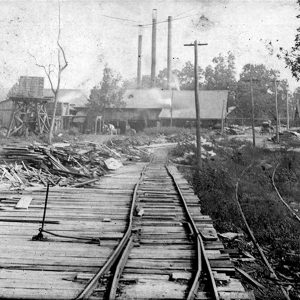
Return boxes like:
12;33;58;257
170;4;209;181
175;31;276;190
184;40;208;170
151;9;157;87
274;78;280;143
250;69;256;147
241;66;258;147
167;16;172;89
137;25;143;89
286;90;290;130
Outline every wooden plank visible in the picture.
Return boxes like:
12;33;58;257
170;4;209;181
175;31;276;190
0;287;80;299
15;196;33;209
218;292;254;300
119;280;187;299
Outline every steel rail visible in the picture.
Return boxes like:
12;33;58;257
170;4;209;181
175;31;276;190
166;165;219;300
272;163;300;223
108;236;134;299
236;164;291;300
74;164;148;300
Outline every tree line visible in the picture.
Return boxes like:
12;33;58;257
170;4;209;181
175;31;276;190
89;52;297;125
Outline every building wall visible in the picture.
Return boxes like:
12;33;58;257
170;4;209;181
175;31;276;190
46;102;68;117
0;99;71;130
103;108;161;122
0;99;13;128
160;118;221;128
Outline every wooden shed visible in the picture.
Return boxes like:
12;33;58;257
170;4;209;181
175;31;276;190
102;89;229;131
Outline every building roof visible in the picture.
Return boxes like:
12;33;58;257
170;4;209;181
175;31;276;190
43;89;89;107
123;89;228;119
123;89;171;109
0;88;10;102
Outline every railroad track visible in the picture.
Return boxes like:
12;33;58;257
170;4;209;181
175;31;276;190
76;149;252;300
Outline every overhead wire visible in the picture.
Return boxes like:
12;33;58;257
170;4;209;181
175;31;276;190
174;8;198;18
139;12;201;27
101;11;201;28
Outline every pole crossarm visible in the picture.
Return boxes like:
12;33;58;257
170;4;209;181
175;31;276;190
184;43;208;46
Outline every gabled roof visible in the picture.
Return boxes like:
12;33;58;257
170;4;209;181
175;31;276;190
123;89;171;109
123;89;228;119
43;89;89;107
0;88;10;102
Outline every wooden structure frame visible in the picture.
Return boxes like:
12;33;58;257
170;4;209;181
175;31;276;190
7;97;52;137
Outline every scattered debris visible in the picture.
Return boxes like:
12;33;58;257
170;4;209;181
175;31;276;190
169;272;191;282
271;130;300;144
0;140;150;190
219;232;244;241
104;158;123;170
224;125;246;135
235;267;266;291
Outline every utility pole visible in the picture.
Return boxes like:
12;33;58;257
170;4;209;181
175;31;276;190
184;40;208;170
137;25;143;89
274;78;280;143
167;16;172;89
170;89;173;127
250;70;256;147
241;66;258;147
151;9;157;88
286;90;290;130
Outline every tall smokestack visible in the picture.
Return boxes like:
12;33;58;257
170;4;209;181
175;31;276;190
137;25;143;89
151;9;157;88
167;16;172;90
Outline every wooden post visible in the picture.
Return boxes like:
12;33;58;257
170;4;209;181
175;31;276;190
274;79;280;143
184;41;208;170
137;25;143;89
221;97;225;135
170;89;173;127
167;16;172;90
286;90;289;130
151;9;157;88
250;74;256;146
194;41;201;169
241;67;258;146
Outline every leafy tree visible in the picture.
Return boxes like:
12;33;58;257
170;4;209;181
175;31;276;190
177;61;204;90
87;66;125;116
204;52;236;90
203;52;237;107
156;68;169;89
235;64;288;123
279;0;300;80
7;82;19;98
292;87;300;126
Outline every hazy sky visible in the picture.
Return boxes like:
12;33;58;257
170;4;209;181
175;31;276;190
0;0;299;92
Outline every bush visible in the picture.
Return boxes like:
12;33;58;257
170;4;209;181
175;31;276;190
174;137;300;267
68;127;80;135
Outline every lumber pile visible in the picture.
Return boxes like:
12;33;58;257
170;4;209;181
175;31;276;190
0;141;150;190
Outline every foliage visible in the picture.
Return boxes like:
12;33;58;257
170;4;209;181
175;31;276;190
178;61;204;90
171;138;300;262
87;66;125;116
7;82;19;98
279;0;300;80
235;64;288;122
155;61;204;90
143;126;195;136
204;51;236;91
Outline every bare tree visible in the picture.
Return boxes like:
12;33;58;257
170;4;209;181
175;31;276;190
30;2;68;143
